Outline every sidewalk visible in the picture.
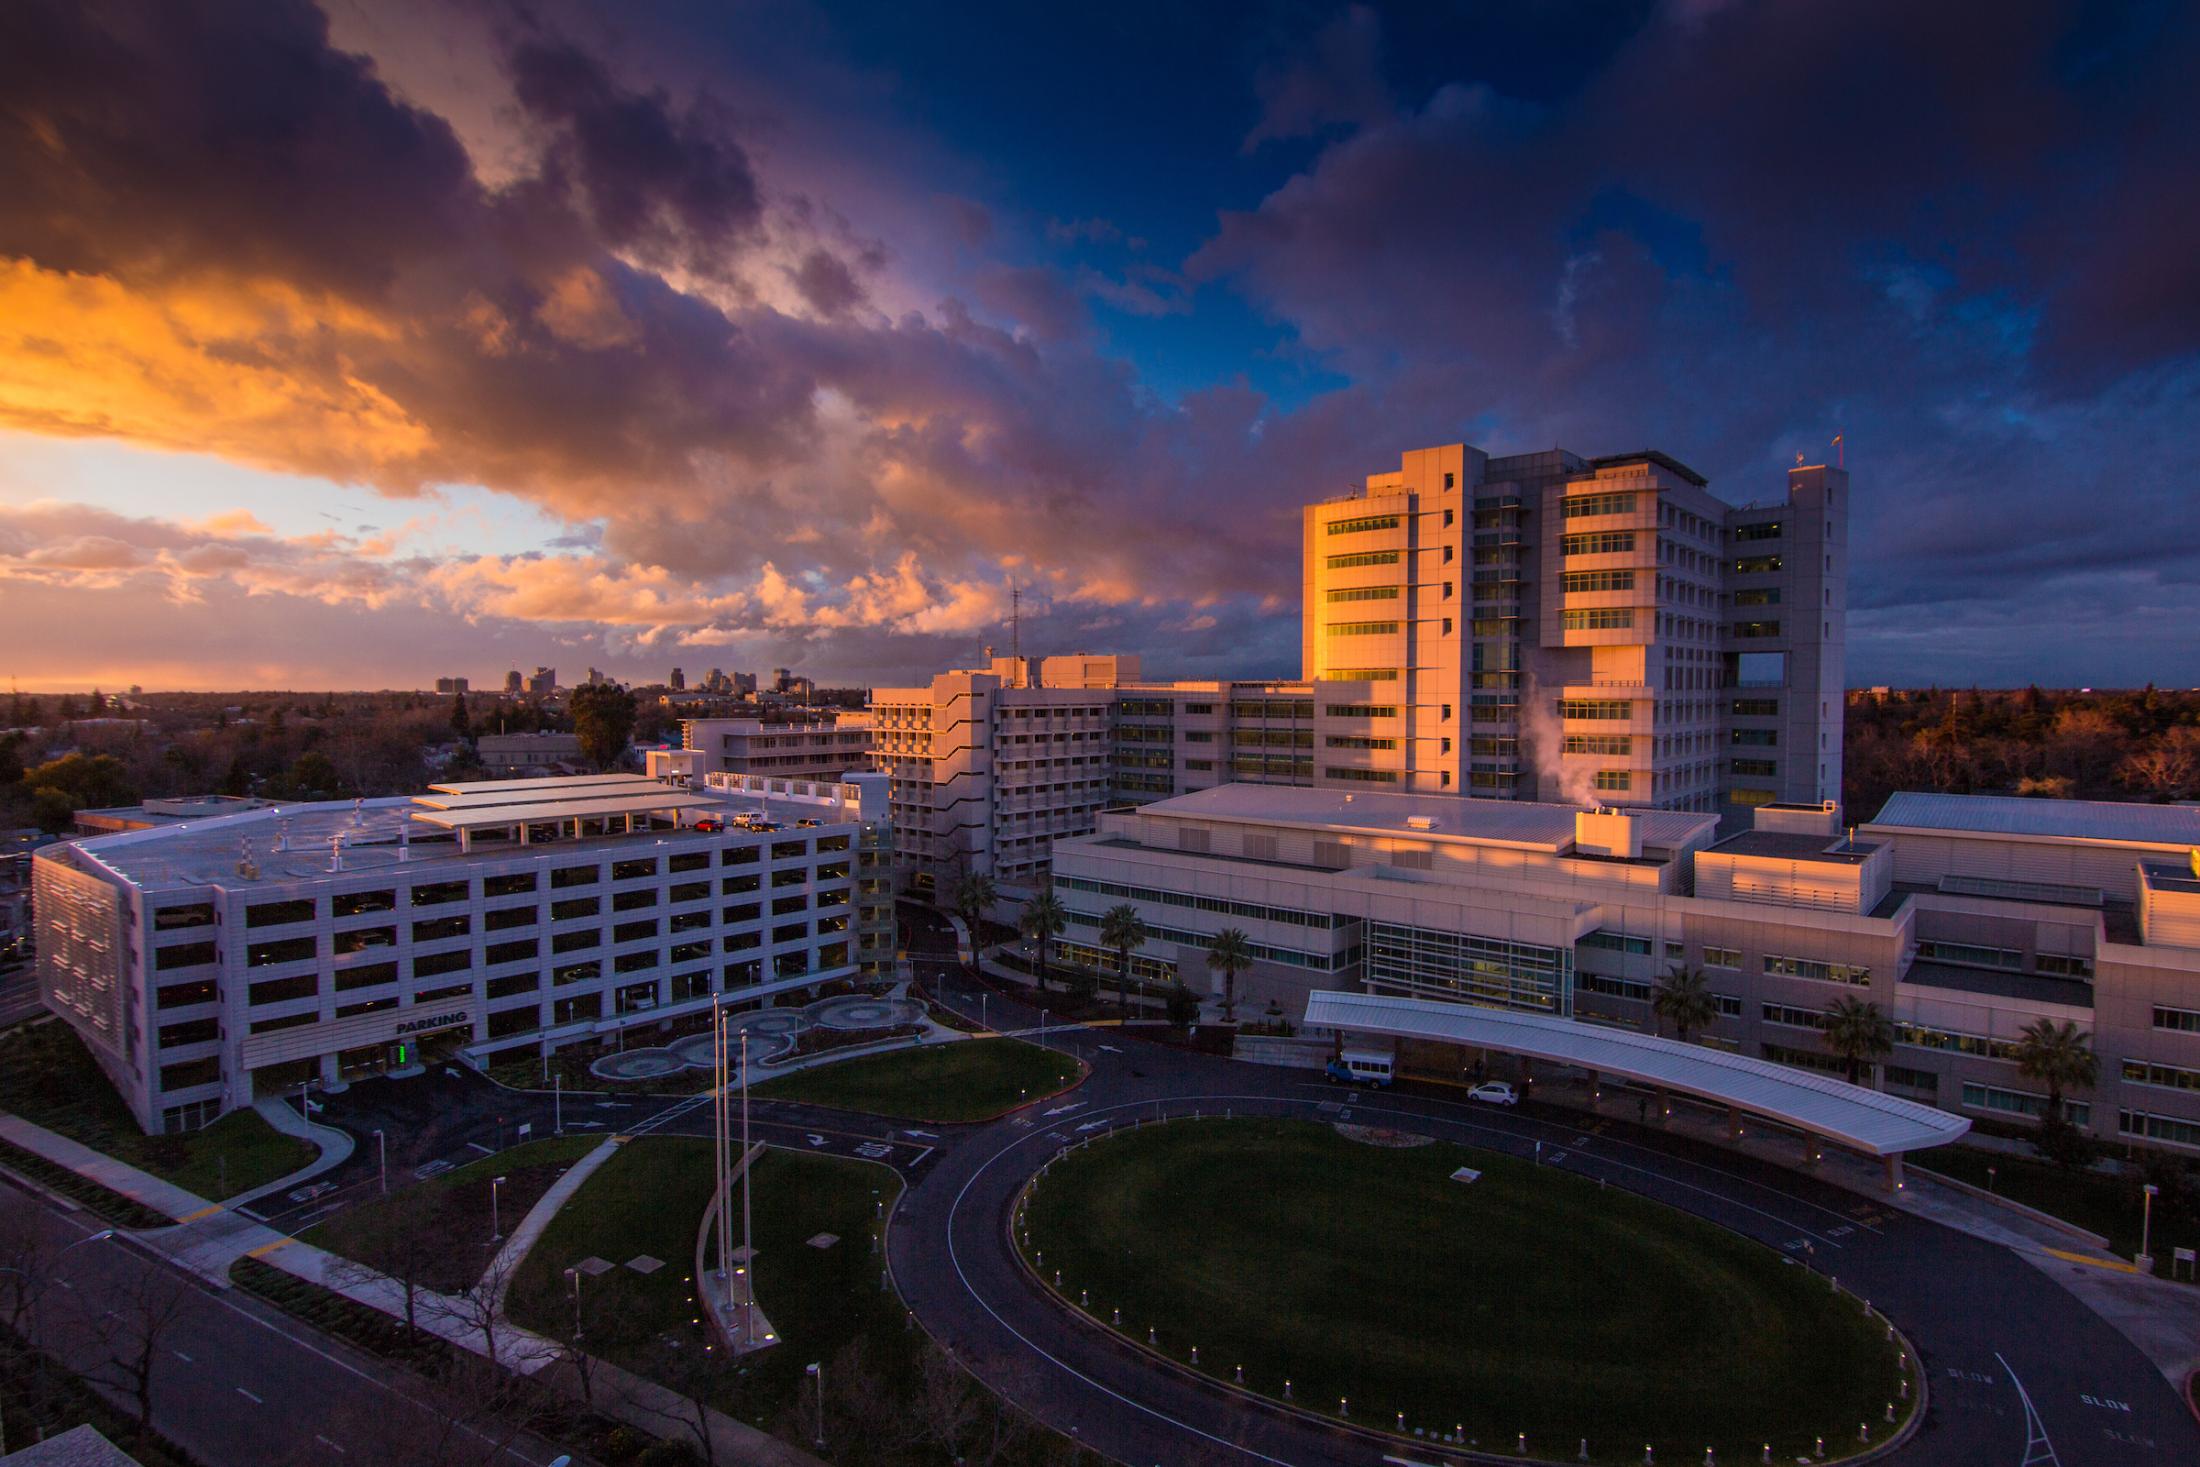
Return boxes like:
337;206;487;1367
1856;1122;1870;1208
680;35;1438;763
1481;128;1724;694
1521;1071;2200;1387
238;1094;353;1204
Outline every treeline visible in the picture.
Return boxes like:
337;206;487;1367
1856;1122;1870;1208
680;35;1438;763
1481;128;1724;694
1844;685;2200;820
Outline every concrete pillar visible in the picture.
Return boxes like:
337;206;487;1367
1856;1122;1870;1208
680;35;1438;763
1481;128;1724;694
317;1051;341;1086
1883;1154;1905;1193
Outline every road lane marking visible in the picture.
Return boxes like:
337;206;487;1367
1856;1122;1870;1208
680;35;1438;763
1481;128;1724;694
1997;1352;2062;1467
246;1236;297;1259
172;1350;193;1363
236;1387;263;1404
176;1204;224;1223
2043;1247;2137;1273
315;1434;347;1454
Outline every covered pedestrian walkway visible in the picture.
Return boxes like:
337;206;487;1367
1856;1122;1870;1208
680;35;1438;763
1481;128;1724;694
1303;990;1970;1188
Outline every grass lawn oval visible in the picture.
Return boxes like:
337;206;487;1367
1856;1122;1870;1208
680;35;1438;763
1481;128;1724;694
1019;1118;1913;1462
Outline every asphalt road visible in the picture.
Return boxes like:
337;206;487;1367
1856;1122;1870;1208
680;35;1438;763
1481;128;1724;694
25;898;2182;1467
885;904;2200;1467
2;1182;572;1466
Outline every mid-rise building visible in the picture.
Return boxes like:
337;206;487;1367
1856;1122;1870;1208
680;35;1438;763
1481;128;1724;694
504;670;524;695
527;666;557;697
435;676;469;695
666;713;875;782
34;772;891;1134
870;654;1131;899
1303;444;1845;816
1050;788;2200;1152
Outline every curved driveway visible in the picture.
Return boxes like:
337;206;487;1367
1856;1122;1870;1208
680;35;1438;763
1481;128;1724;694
888;907;2200;1467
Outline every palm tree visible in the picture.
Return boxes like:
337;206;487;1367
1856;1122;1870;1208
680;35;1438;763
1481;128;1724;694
1097;903;1148;1015
949;871;996;972
1650;965;1718;1044
1019;890;1067;994
2014;1018;2098;1125
1821;996;1894;1086
1206;928;1253;1023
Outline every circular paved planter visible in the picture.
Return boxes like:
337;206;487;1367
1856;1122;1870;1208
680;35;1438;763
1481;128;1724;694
589;1047;687;1081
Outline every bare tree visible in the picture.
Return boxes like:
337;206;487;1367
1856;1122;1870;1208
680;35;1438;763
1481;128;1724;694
327;1185;439;1351
75;1247;193;1448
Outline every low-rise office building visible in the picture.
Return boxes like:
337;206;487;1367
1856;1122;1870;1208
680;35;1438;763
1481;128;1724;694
1049;787;2200;1152
475;731;584;771
34;772;890;1134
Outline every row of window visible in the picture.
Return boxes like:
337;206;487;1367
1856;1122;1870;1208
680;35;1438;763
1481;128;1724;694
1763;953;1871;985
1325;585;1399;603
1324;703;1398;719
1563;735;1631;756
1560;608;1634;631
1061;907;1344;970
1561;531;1635;557
1051;873;1339;928
1561;569;1634;594
1326;620;1401;637
1326;550;1400;570
1560;490;1637;519
1319;668;1399;681
1325;514;1400;536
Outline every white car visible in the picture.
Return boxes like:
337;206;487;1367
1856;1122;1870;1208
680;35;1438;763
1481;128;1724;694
1467;1081;1519;1107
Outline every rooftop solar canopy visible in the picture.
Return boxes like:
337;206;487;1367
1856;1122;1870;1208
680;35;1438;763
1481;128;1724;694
426;773;655;797
408;789;718;831
416;779;673;811
1303;990;1970;1156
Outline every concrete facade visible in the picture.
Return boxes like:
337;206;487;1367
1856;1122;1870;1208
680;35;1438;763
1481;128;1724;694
1050;787;2200;1154
675;713;875;782
34;774;892;1134
1302;444;1845;817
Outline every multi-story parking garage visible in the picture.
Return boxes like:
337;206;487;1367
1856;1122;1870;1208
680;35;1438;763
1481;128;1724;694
33;772;892;1134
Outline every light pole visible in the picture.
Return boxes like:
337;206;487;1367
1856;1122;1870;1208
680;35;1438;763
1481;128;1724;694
2140;1182;2160;1268
564;1265;584;1341
806;1360;824;1449
490;1175;507;1244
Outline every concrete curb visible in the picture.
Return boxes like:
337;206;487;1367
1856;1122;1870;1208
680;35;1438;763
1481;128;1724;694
1906;1164;2114;1251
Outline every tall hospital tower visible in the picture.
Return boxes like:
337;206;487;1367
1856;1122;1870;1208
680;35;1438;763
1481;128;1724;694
1303;444;1846;817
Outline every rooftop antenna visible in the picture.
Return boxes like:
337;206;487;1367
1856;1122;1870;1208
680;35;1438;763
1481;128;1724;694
1832;432;1845;469
1010;580;1022;664
236;835;259;881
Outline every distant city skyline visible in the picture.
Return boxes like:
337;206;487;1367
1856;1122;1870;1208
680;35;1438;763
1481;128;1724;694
4;2;2199;691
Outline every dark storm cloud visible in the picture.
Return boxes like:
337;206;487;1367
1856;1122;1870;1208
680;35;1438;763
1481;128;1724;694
1190;0;2200;683
505;32;764;274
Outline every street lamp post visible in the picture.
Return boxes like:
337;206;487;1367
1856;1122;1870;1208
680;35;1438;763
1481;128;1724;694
2140;1182;2160;1268
490;1175;507;1244
806;1360;824;1449
372;1129;387;1197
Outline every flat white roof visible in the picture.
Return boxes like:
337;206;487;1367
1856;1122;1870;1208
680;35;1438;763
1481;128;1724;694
1303;991;1970;1156
1132;784;1717;854
1869;792;2200;848
407;789;719;831
425;773;653;797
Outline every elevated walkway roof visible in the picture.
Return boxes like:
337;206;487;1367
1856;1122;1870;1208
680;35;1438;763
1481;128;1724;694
1302;990;1970;1157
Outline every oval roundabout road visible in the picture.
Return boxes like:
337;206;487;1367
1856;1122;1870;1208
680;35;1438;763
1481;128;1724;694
886;976;2200;1467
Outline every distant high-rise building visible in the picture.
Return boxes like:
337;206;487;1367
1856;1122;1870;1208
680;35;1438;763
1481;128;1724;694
668;667;685;691
733;671;758;695
585;667;607;687
503;669;523;695
435;676;469;695
1303;443;1845;816
527;666;556;697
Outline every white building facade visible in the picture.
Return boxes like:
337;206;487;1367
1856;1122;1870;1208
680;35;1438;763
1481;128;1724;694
34;773;891;1134
1050;787;2200;1152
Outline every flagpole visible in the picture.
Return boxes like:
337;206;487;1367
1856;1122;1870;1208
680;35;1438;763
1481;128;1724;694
741;1026;754;1343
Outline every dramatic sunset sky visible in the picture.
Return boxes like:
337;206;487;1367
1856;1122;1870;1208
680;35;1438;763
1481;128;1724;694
2;1;2196;690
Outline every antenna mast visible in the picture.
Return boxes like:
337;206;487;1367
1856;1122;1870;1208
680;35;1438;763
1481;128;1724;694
1010;581;1022;663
